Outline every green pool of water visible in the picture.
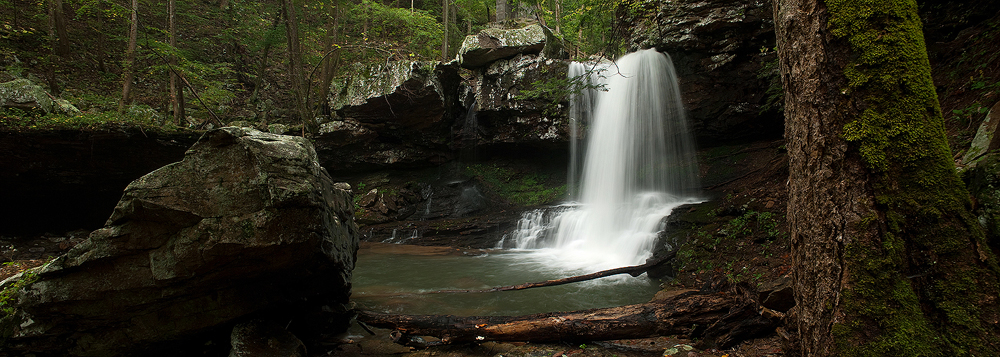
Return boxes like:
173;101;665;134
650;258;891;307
352;243;661;316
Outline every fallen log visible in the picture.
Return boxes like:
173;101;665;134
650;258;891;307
356;282;781;349
421;250;677;295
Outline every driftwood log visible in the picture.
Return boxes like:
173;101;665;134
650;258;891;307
357;282;782;349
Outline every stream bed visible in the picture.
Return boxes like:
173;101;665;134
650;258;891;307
352;242;661;316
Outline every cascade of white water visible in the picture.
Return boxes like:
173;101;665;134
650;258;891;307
566;61;609;199
505;49;700;271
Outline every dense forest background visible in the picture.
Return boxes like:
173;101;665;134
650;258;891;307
0;0;620;130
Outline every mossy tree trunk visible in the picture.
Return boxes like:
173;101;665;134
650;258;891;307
773;0;1000;355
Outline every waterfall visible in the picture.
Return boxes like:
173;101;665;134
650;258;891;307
566;61;608;199
505;49;700;270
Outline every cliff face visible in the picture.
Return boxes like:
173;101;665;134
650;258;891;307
620;0;783;146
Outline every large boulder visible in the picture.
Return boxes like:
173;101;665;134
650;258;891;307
0;78;79;115
320;61;461;172
457;24;549;69
620;0;782;146
1;127;359;355
472;55;572;147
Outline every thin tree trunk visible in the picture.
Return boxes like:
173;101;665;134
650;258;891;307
496;0;508;22
168;0;184;125
119;0;138;113
316;0;341;118
554;0;561;34
773;0;1000;355
48;0;70;57
282;0;312;133
441;0;449;60
45;0;60;94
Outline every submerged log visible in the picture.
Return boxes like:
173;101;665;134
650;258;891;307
357;283;781;349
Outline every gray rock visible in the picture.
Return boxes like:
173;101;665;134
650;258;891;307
2;127;359;356
0;78;80;115
960;101;1000;170
473;55;571;145
318;61;460;171
457;24;548;69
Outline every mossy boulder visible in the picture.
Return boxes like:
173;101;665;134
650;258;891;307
960;101;1000;169
1;127;359;355
0;78;79;115
319;61;461;172
472;55;571;145
457;24;549;69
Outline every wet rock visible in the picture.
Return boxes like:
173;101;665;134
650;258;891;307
2;127;359;356
329;60;458;129
473;55;571;146
457;24;549;69
318;61;461;172
621;0;782;145
959;101;1000;169
0;78;79;115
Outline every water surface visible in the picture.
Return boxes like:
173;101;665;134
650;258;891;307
352;243;661;316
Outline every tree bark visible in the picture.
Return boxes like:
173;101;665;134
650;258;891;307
441;0;449;61
773;0;1000;355
316;0;341;118
282;0;313;133
119;0;138;113
358;285;779;349
47;0;70;57
168;0;185;125
495;0;509;22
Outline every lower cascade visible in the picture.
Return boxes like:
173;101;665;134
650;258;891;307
499;48;701;272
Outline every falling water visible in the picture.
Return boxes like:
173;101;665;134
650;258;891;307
566;61;608;199
504;49;701;271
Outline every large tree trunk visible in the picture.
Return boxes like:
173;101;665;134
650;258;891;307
168;0;184;125
119;0;138;113
773;0;1000;355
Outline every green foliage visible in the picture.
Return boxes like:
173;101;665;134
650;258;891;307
756;54;783;114
0;106;170;131
0;260;51;346
951;103;989;127
514;65;606;116
465;164;564;206
343;0;443;60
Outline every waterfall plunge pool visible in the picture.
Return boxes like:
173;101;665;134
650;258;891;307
353;49;701;318
351;242;662;316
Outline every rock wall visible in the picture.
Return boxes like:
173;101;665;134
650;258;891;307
2;127;359;356
621;0;782;146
